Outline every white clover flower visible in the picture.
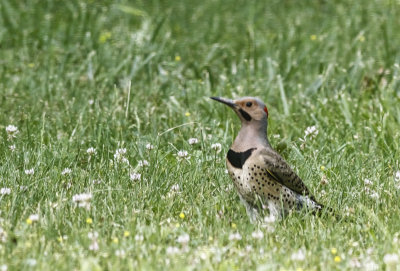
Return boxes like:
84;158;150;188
0;264;7;271
61;168;72;176
114;148;127;161
188;138;199;145
364;179;372;186
91;179;102;184
135;234;144;242
369;191;379;199
9;145;16;152
166;246;180;255
0;227;7;243
170;184;180;192
228;232;242;241
28;214;39;222
115;249;126;257
251;230;264;240
264;215;277;224
5;125;18;139
73;193;92;203
177;150;189;158
138;160;149;167
176;233;190;245
146;143;154;150
304;125;319;139
86;147;97;155
88;231;98;239
25;168;34;175
291;250;306;261
395;171;400;182
211;143;222;153
0;188;11;195
88;99;94;105
383;253;399;266
72;193;92;209
89;240;99;251
130;173;141;181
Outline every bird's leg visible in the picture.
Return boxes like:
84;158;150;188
238;194;260;223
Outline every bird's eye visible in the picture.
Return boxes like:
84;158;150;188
246;102;252;107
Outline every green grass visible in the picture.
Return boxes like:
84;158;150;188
1;0;400;270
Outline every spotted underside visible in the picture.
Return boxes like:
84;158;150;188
226;148;320;214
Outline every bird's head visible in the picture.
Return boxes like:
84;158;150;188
210;96;269;124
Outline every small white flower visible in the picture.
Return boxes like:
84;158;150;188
251;230;264;240
188;138;199;145
91;179;102;184
88;99;94;105
383;253;399;265
73;193;92;203
114;148;127;161
28;214;39;222
177;150;189;158
5;125;18;138
170;184;180;192
0;188;11;195
25;168;34;175
72;193;92;209
146;143;154;150
0;226;7;243
364;179;372;186
89;240;99;251
25;259;37;267
211;143;222;153
115;249;126;257
130;173;141;181
264;215;277;224
86;147;96;155
291;250;306;261
61;168;72;175
166;246;180;255
138;160;149;167
135;234;144;242
9;145;16;152
0;264;6;271
304;125;319;139
395;171;400;182
369;191;379;199
88;231;98;239
176;233;190;245
228;232;242;241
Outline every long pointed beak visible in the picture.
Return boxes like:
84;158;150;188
210;97;237;108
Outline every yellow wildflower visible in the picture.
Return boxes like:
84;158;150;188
112;237;119;244
310;35;317;41
175;55;181;61
331;248;337;255
185;112;191;117
179;212;185;219
359;35;365;42
26;218;33;225
320;165;326;171
99;31;112;43
124;231;130;237
334;256;341;262
231;223;237;229
28;63;35;68
86;218;93;224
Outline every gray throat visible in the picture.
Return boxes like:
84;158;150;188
231;122;270;152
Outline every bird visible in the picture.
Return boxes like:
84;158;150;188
210;96;324;222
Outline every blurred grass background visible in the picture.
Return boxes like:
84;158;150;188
1;0;400;270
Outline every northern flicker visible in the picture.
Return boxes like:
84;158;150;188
211;96;323;221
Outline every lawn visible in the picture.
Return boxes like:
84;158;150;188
1;0;400;270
